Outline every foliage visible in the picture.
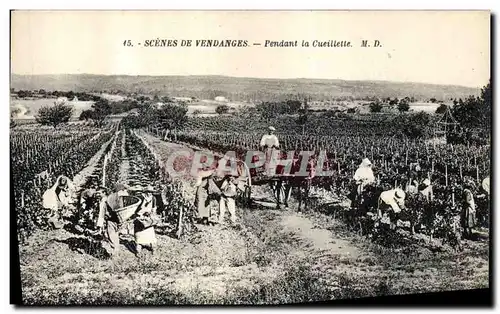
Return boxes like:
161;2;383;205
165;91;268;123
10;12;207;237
215;104;230;115
397;111;432;138
369;102;383;113
35;102;73;128
435;104;448;114
389;98;399;106
91;98;112;125
109;99;140;115
121;104;157;129
256;100;303;120
11;126;116;243
79;109;94;121
397;98;410;112
157;103;189;131
451;79;491;129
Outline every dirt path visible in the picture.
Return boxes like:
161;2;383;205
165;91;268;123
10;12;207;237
19;130;490;305
71;135;115;193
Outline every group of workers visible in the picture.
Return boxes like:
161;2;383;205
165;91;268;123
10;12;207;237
193;125;281;224
37;125;490;258
42;176;160;258
194;165;239;226
352;156;490;238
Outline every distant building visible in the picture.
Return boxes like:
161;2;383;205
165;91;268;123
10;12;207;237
215;96;228;102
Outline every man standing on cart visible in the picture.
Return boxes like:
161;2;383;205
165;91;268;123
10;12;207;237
260;126;280;176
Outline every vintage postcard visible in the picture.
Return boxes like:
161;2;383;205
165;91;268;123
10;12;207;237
10;10;491;305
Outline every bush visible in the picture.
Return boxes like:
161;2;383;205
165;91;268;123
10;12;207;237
435;104;448;114
215;104;230;115
35;102;73;128
369;102;383;113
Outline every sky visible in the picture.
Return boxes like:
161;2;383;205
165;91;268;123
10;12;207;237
11;10;490;88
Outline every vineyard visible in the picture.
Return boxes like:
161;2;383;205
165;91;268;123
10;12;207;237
147;119;491;247
11;124;117;242
13;113;490;304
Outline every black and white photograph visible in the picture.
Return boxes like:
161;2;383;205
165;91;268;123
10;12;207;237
9;10;491;305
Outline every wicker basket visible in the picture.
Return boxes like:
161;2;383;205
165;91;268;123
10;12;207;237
114;195;141;224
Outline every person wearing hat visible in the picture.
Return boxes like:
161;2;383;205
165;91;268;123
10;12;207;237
406;179;420;195
260;126;280;175
42;175;75;229
377;188;406;230
461;179;477;239
219;175;238;225
76;185;108;233
96;183;130;256
134;185;159;256
194;166;221;225
353;158;376;197
419;178;433;202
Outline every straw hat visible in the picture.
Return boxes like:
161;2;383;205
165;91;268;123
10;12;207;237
268;126;276;131
360;158;372;167
422;179;431;186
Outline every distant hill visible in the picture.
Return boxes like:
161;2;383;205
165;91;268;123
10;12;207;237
11;74;480;102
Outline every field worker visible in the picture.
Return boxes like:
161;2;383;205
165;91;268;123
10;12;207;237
42;175;75;229
353;158;376;196
419;179;433;202
481;176;490;198
406;180;419;195
219;175;238;225
461;179;477;239
194;165;220;225
260;126;280;175
76;185;107;233
377;188;406;230
134;185;160;257
476;176;490;227
96;183;130;256
260;126;280;150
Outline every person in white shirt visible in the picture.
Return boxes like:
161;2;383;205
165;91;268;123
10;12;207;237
377;188;406;230
260;126;280;149
219;175;238;225
260;126;280;175
42;175;75;229
353;158;376;196
419;179;433;202
481;176;490;198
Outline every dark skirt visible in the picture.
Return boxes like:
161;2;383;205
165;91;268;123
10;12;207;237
462;206;477;229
